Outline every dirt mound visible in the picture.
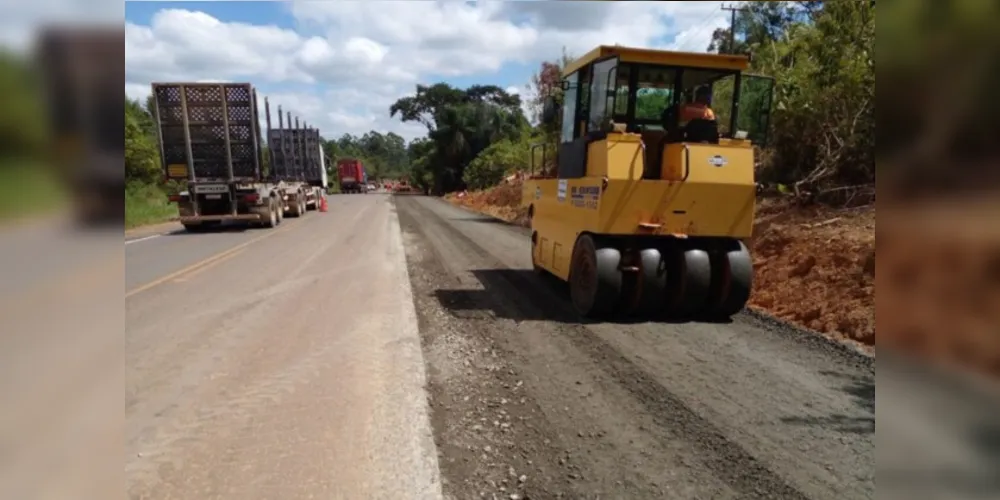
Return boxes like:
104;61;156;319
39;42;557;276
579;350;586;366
448;181;530;227
877;199;1000;377
750;199;875;346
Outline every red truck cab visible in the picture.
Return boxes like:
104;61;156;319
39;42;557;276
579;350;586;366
336;158;367;194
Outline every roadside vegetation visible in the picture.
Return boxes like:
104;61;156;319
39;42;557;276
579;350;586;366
0;50;67;223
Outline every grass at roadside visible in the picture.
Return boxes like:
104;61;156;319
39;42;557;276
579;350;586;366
0;160;67;223
126;182;176;229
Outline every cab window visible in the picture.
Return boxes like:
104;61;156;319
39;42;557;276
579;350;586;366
634;66;678;128
559;71;579;143
588;57;618;133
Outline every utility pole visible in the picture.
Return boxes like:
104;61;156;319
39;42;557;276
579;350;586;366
721;3;742;54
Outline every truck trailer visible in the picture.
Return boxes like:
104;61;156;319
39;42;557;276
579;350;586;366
36;26;124;227
152;82;289;231
263;99;325;217
336;158;368;194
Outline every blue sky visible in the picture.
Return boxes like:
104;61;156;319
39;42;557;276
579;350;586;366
125;1;288;27
124;1;731;141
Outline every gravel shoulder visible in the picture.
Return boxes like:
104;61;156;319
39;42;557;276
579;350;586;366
396;195;875;500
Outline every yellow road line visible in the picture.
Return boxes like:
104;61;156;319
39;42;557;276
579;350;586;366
172;248;245;283
125;222;297;299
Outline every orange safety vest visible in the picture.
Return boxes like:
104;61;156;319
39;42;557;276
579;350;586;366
681;102;716;122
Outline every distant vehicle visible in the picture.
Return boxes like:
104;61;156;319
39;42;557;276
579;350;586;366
336;158;368;194
263;97;326;217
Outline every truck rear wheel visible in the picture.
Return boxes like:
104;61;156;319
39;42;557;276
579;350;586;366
262;198;278;228
288;197;302;217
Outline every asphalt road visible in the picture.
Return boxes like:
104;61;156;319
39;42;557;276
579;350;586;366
395;195;875;500
125;194;442;499
113;194;999;499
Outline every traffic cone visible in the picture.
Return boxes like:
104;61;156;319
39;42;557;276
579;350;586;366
320;196;328;212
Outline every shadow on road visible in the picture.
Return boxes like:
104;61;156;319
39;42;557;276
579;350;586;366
448;216;508;225
434;268;734;326
876;357;1000;498
162;223;261;236
779;370;875;436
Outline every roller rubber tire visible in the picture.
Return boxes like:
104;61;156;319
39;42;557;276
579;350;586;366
667;248;712;317
707;241;753;318
569;235;622;318
633;248;669;317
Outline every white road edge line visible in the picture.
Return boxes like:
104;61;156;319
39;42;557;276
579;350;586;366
125;234;162;245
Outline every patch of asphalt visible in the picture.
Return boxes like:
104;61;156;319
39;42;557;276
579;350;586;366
396;195;874;499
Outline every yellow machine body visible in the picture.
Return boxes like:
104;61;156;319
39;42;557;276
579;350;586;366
525;134;756;280
522;45;773;318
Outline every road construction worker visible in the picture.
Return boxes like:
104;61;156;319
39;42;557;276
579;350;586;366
680;85;716;123
660;86;716;127
660;85;718;142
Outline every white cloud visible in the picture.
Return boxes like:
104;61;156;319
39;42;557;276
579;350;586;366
0;0;122;52
124;1;732;142
125;82;150;103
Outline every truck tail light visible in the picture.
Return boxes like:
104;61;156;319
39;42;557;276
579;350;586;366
168;194;181;203
243;193;259;203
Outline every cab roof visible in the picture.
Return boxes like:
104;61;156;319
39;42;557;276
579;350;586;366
562;45;750;77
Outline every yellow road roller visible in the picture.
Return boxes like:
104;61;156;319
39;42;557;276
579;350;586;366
523;45;774;319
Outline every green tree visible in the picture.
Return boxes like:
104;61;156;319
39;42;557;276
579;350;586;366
390;83;526;194
464;137;531;190
124;96;161;185
709;1;875;201
0;50;46;158
322;130;410;183
406;137;435;194
525;52;574;175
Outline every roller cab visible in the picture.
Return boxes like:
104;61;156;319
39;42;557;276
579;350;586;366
523;45;774;320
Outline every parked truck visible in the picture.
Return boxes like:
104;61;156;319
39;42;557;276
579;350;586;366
152;82;287;231
36;26;124;227
263;98;326;216
336;158;368;194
